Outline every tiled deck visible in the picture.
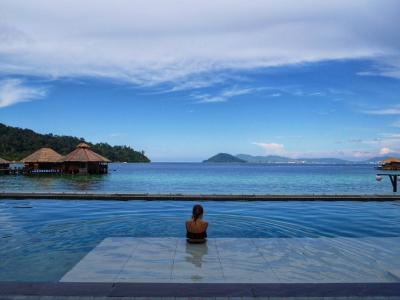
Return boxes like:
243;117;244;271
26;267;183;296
61;237;400;283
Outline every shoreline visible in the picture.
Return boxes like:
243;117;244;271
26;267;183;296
0;192;399;201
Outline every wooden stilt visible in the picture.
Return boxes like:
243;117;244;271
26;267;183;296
389;175;398;192
377;173;399;193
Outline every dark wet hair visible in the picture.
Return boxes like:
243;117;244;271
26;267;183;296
192;204;204;222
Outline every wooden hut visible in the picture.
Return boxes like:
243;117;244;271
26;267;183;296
0;157;10;175
62;143;110;174
381;157;400;170
21;148;63;174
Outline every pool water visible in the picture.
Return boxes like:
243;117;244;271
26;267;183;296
0;199;399;281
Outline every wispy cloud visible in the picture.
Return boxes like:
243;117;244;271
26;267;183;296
0;1;399;84
252;140;399;160
193;86;263;103
268;93;282;97
362;106;400;115
0;79;46;108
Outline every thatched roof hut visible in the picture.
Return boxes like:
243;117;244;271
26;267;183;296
63;143;110;174
63;143;110;163
21;148;63;163
381;157;400;170
0;157;9;164
21;148;63;174
0;157;10;174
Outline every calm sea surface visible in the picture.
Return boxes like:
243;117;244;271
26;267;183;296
0;162;394;194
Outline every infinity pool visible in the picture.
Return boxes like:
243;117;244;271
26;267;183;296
0;199;399;281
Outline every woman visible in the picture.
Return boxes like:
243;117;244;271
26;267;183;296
186;204;208;244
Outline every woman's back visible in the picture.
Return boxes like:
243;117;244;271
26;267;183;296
186;204;208;243
186;219;208;233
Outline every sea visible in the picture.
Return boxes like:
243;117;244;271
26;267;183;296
0;162;394;194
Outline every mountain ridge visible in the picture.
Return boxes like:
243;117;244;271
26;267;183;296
204;153;399;164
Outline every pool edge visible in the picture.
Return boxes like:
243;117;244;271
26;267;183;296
0;282;399;297
1;192;400;201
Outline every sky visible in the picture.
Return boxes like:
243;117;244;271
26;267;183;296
0;0;400;162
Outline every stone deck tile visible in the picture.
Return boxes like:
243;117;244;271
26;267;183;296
61;237;400;284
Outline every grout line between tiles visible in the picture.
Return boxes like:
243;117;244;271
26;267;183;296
170;238;179;281
113;239;142;282
214;239;226;282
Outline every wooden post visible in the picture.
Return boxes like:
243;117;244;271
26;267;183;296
389;175;398;192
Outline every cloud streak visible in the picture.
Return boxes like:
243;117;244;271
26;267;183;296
362;106;400;115
193;86;263;103
0;79;46;108
0;0;399;84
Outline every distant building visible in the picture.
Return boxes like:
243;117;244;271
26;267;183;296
381;157;400;170
21;148;64;174
0;157;10;175
62;143;110;174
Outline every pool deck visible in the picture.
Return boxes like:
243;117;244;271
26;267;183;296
1;237;400;298
1;192;400;201
1;237;399;298
61;237;400;284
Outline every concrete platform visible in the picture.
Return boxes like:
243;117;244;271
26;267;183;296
61;237;400;283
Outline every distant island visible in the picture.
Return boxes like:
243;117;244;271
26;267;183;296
0;123;150;163
204;153;396;164
203;153;246;163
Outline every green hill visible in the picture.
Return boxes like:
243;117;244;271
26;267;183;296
203;153;246;163
0;123;150;162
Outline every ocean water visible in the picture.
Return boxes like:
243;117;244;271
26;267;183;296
1;199;399;281
0;162;395;194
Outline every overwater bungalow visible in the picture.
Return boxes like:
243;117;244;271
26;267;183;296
62;143;110;174
380;157;400;170
0;157;10;175
21;148;63;174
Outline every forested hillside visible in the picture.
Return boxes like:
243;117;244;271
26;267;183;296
0;123;150;162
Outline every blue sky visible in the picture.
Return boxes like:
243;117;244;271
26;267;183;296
0;1;400;162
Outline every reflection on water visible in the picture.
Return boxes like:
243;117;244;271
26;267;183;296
185;242;208;267
5;174;107;191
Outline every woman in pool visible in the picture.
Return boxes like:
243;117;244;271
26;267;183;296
186;204;208;244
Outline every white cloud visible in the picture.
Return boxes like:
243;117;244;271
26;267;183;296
252;140;400;160
269;93;282;97
0;0;399;84
193;86;262;103
253;142;286;155
0;79;46;108
362;106;400;115
379;147;394;155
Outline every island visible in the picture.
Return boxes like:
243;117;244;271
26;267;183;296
203;153;246;163
0;123;150;163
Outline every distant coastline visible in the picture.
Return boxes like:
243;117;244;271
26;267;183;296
203;152;394;164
